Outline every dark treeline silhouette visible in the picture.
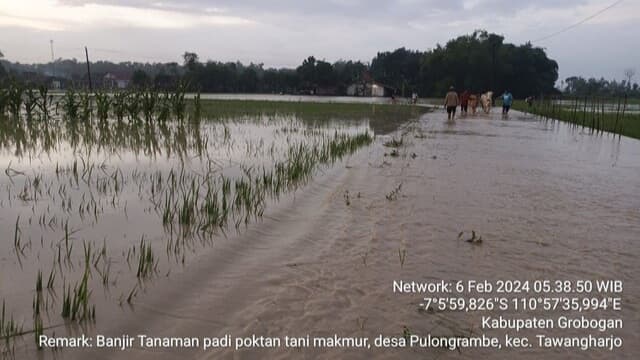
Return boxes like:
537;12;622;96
1;31;562;97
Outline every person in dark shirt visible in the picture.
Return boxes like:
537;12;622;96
460;90;470;114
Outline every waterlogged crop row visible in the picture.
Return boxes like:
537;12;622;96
0;85;377;355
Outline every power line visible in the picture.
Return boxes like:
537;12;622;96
531;0;623;43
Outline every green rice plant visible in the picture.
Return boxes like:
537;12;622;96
13;215;23;254
136;236;156;278
97;261;111;286
61;89;80;120
32;292;41;319
141;89;157;123
46;268;56;289
7;80;24;118
36;85;52;121
1;300;23;353
83;240;92;271
125;91;140;120
36;270;43;293
192;91;201;122
33;314;43;349
398;248;406;268
386;183;402;201
94;91;111;122
1;301;14;336
79;92;92;121
156;92;171;123
112;90;127;122
23;88;38;121
126;284;137;305
170;82;187;121
0;88;8;116
61;285;70;318
61;269;94;322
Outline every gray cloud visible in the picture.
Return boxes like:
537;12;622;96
1;0;638;80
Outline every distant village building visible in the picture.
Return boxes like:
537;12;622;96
47;76;67;90
347;81;394;97
103;72;131;89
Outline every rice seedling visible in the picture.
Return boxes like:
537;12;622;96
136;236;156;278
36;270;43;293
61;269;95;322
46;267;56;289
36;85;52;121
402;325;412;340
13;215;24;254
192;91;201;121
127;284;138;305
385;183;402;201
79;92;92;122
125;91;141;120
61;89;80;121
1;300;23;353
0;88;8;116
7;80;24;119
112;91;127;122
33;314;43;349
398;248;407;268
23;88;38;121
170;82;187;121
95;91;112;122
141;89;158;123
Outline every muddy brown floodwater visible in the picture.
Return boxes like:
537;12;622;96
6;108;640;359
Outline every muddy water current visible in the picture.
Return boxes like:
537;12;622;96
1;108;639;359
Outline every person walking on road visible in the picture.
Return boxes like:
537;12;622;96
444;86;459;121
460;90;470;114
468;93;478;115
501;90;513;114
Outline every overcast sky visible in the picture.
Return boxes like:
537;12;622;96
1;0;638;81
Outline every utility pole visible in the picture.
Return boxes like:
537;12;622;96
85;46;93;91
50;40;55;77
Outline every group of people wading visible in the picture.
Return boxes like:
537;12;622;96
444;86;513;121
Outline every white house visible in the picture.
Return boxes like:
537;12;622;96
103;72;131;89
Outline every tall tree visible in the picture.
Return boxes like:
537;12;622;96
131;69;150;88
624;68;636;91
182;52;199;71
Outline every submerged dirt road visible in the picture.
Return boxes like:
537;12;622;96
58;109;639;360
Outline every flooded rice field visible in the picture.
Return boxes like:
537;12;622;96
0;90;425;358
1;97;639;359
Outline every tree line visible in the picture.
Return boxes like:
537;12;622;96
178;30;560;98
0;30;614;98
563;75;639;98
